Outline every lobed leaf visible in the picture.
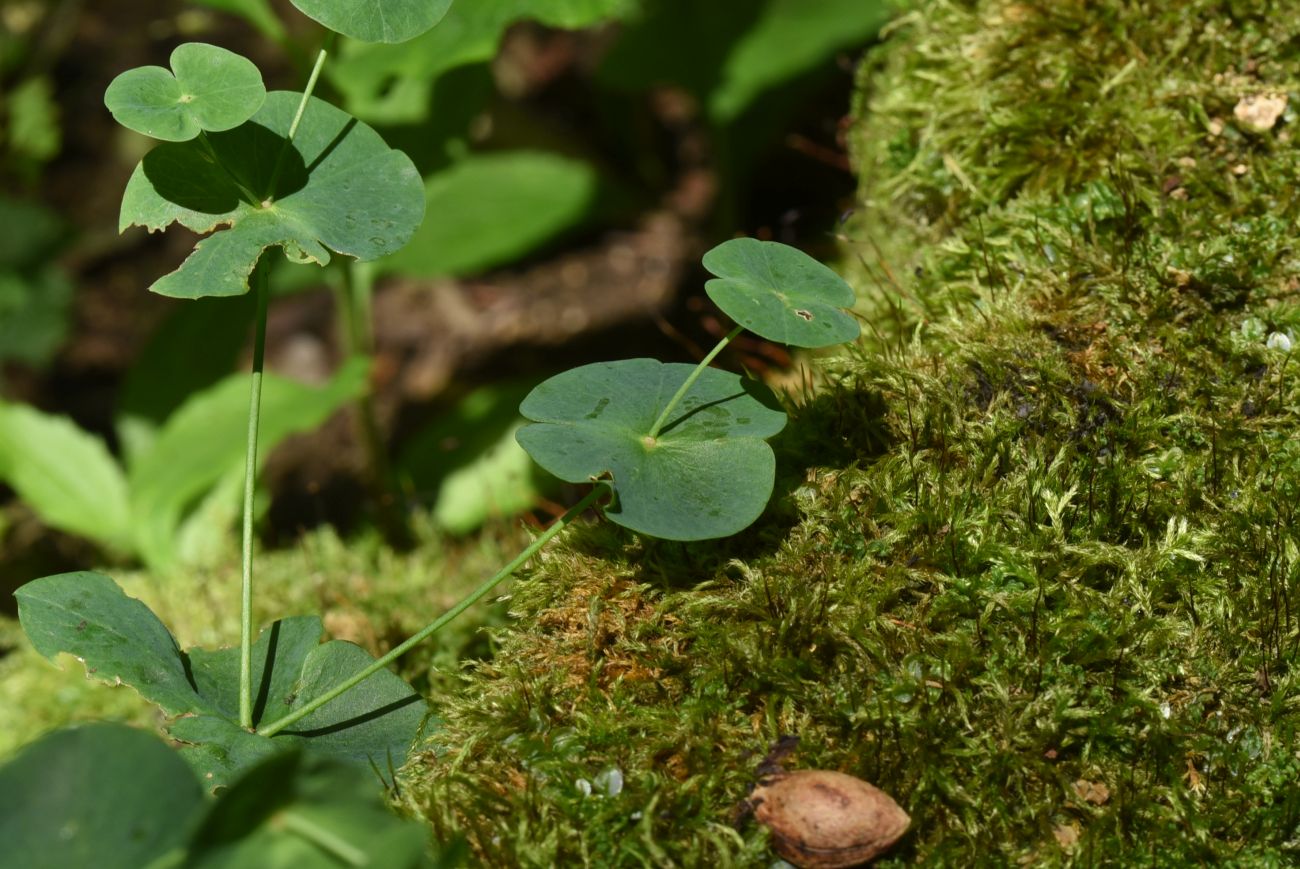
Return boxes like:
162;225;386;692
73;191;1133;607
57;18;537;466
119;91;424;299
15;573;428;790
104;43;266;142
517;359;787;540
289;0;451;44
703;237;860;348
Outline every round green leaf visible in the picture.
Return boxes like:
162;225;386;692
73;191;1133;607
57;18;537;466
104;43;266;142
703;237;860;348
290;0;452;43
516;359;787;540
0;723;205;869
119;91;425;299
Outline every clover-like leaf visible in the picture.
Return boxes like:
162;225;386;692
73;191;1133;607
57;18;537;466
290;0;451;44
703;238;860;348
15;572;428;790
104;43;266;142
119;90;424;299
516;359;787;540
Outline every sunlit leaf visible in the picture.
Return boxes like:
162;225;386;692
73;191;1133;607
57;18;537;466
119;91;424;299
0;401;131;550
104;43;265;142
289;0;451;44
703;238;859;348
517;360;787;540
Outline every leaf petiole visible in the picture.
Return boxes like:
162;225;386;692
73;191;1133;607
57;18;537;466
256;483;611;737
646;324;744;439
277;810;368;866
264;44;329;203
238;263;271;730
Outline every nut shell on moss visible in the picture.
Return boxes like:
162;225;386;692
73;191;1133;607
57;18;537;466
751;770;909;867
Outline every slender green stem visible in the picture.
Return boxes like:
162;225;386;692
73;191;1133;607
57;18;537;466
647;324;745;439
238;265;271;730
264;46;329;202
337;261;411;547
257;484;609;738
278;811;368;866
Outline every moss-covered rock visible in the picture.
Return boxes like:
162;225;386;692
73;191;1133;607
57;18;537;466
408;1;1300;864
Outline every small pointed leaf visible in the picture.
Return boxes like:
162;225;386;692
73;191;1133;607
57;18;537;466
104;43;266;142
0;724;205;869
703;238;860;348
290;0;451;43
119;90;424;299
15;573;429;790
517;359;786;540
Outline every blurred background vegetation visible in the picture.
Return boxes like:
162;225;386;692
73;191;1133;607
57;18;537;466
0;0;895;595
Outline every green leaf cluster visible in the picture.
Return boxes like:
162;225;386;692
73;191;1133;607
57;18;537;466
16;572;427;789
120;90;424;300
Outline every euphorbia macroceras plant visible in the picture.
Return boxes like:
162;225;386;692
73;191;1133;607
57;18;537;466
14;35;861;792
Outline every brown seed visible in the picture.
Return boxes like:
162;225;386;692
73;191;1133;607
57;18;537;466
751;770;909;868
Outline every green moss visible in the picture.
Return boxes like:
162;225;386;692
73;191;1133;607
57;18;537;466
405;1;1300;865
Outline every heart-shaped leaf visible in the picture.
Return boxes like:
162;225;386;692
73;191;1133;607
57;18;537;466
104;43;266;142
15;572;428;790
290;0;451;44
120;90;424;299
0;723;206;869
703;238;860;348
516;359;787;540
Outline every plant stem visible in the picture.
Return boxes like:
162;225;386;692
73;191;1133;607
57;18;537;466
238;264;271;730
278;811;368;866
337;260;412;548
264;46;328;202
647;324;745;439
257;483;610;738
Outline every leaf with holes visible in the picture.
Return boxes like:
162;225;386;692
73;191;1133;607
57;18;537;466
516;359;787;540
104;43;265;142
290;0;452;43
119;90;423;299
15;572;429;790
703;238;860;348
